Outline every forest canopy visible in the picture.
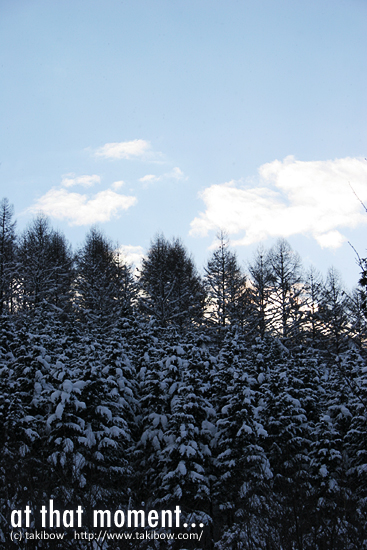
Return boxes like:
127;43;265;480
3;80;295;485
1;197;367;549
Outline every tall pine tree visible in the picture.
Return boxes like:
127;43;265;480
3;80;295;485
204;232;247;329
139;235;205;327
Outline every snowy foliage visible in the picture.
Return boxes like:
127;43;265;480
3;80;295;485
1;200;367;548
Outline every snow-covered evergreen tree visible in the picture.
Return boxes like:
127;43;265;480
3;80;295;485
346;287;367;348
319;267;350;354
257;340;318;548
17;215;73;311
0;317;54;543
74;227;136;328
303;266;325;345
139;235;205;327
247;246;273;339
0;198;17;315
156;341;215;533
214;332;273;548
267;238;305;342
204;231;247;329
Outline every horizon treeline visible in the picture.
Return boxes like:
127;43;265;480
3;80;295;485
0;196;365;346
1;196;367;549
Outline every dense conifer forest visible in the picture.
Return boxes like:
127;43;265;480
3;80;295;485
1;196;367;549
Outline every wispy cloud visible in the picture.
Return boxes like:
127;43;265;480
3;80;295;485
139;166;186;184
61;173;101;188
170;167;185;180
28;188;137;226
95;139;163;161
139;174;159;183
111;180;125;190
190;156;367;249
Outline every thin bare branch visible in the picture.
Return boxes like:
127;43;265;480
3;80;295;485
348;180;367;213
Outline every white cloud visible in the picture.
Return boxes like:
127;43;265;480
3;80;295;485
28;188;137;226
61;173;101;188
117;245;145;267
139;166;186;184
112;180;125;190
95;139;162;161
170;167;185;180
190;156;367;249
316;230;346;249
139;174;160;183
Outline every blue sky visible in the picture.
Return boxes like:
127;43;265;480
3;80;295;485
1;0;367;288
